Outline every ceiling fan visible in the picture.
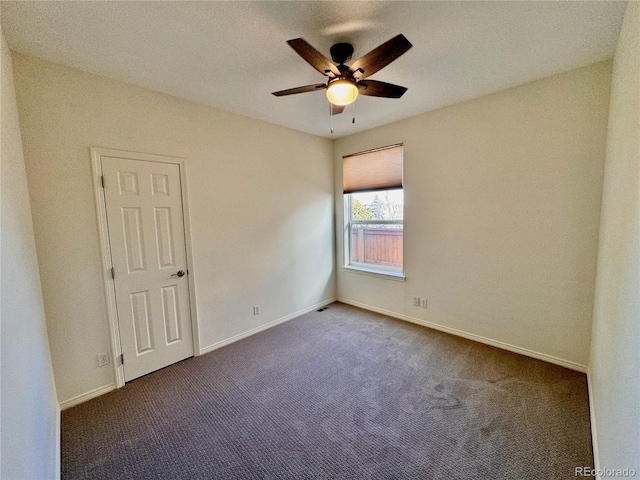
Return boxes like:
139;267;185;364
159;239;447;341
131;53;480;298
272;34;413;116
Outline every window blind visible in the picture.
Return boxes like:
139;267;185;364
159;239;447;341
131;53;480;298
342;145;403;194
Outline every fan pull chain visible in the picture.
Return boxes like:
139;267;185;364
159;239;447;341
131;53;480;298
330;103;334;134
352;98;356;124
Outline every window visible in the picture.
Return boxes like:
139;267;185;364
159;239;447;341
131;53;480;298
343;145;403;276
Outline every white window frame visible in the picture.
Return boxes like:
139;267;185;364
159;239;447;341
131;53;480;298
344;190;405;279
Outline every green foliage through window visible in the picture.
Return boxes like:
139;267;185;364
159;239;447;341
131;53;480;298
351;200;375;221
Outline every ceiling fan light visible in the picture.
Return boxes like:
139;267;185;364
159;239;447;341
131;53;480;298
326;79;358;106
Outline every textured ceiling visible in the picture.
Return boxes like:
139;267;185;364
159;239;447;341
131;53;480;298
1;1;627;138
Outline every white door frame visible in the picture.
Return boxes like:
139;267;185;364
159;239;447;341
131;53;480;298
90;147;200;388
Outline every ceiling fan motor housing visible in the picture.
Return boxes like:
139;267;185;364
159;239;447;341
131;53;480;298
330;42;354;65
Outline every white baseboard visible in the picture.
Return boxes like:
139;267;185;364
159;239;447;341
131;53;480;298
587;368;601;478
60;384;116;410
58;299;337;409
200;297;337;355
337;297;588;373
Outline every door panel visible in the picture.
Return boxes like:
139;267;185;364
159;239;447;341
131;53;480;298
122;207;146;272
131;290;154;353
154;207;175;268
102;157;193;381
161;285;182;343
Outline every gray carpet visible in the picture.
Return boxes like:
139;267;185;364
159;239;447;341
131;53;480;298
62;302;593;479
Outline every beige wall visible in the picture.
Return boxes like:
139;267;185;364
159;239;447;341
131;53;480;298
13;54;335;405
10;41;619;419
1;35;59;478
589;1;640;473
334;61;612;370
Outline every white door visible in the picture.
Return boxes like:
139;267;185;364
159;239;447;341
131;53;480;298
102;156;193;382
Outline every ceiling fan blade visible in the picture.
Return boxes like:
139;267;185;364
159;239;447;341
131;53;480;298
349;34;412;80
331;104;345;115
272;83;327;97
287;38;340;77
357;80;408;98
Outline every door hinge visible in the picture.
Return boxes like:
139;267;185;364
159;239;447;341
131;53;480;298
110;267;115;280
101;175;105;188
119;353;124;365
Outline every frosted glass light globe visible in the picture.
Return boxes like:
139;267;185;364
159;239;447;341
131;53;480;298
326;79;358;106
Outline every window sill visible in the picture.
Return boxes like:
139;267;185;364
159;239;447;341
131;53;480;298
343;265;406;282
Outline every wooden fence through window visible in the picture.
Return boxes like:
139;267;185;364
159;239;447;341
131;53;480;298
351;228;403;268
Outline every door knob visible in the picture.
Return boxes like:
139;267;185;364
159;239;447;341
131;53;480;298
171;270;185;277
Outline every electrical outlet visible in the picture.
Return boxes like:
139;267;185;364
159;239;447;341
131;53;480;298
253;305;260;315
413;296;420;306
421;298;428;308
97;353;110;367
